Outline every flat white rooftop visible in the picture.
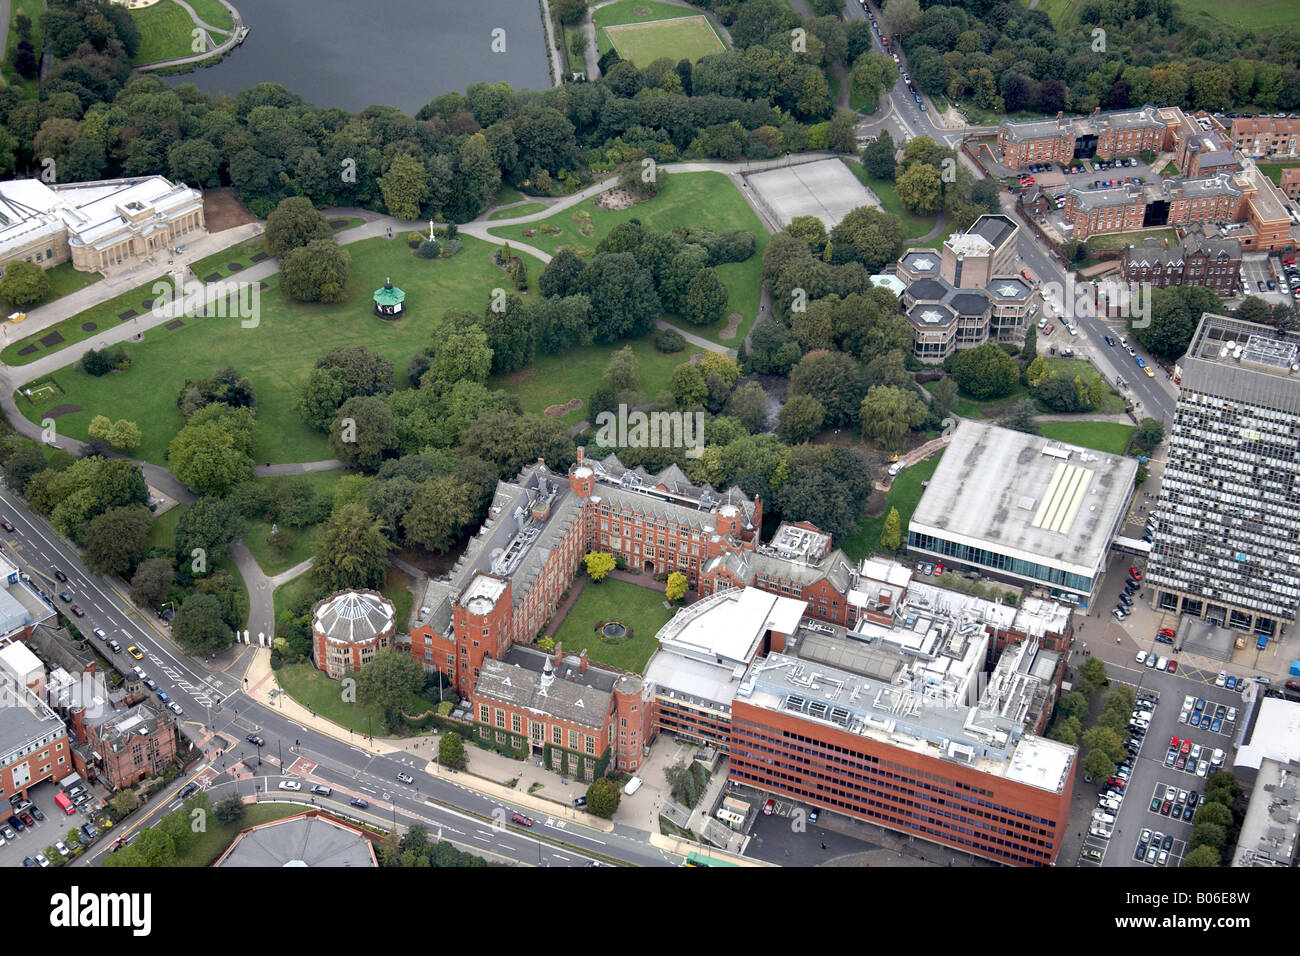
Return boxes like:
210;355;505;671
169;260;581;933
910;420;1138;579
1236;696;1300;769
745;158;878;229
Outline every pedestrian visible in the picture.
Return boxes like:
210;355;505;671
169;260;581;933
821;842;827;850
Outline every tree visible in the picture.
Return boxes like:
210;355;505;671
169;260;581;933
666;571;688;602
264;196;333;259
1182;845;1220;867
883;0;921;36
174;496;242;567
952;343;1019;401
1081;748;1115;782
330;396;399;472
358;649;426;725
860;130;897;180
790;350;864;428
1021;323;1037;360
727;382;769;434
1133;418;1164;453
439;732;467;769
1056;691;1088;723
173;592;232;655
683;268;729;326
929;377;958;413
0;260;52;309
670;363;708;409
213;794;246;827
403;476;474;553
1001;398;1038;434
87;415;141;451
538;247;586;299
313;503;393;593
828;207;906;272
378;153;429;220
280;239;351;303
585;551;615;582
1194;802;1233;829
1081;726;1126;765
296;367;351;431
1233;295;1271;325
109;789;139;818
4;445;48;494
168;405;257;497
859;385;927;447
1189;822;1226;853
1080;656;1109;689
602;346;641;394
574;253;660;343
777;394;826;444
129;558;175;609
880;506;902;552
586;776;620;818
82;505;152;577
895;162;944;215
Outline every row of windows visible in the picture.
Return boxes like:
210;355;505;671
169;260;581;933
908;531;1094;593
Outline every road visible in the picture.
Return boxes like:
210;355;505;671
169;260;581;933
0;486;676;868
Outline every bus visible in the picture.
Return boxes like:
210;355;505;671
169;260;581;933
685;851;737;867
53;792;75;815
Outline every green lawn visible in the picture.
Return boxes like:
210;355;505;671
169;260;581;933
595;1;726;64
43;261;102;301
1037;421;1134;455
488;202;548;221
550;577;675;673
185;0;235;32
841;159;940;240
842;452;945;562
1030;0;1083;28
495;185;529;206
1174;0;1299;29
170;802;307;867
1043;358;1126;413
489;170;768;346
274;573;325;622
1086;228;1178;252
923;379;1029;420
241;472;348;576
132;0;205;64
189;236;268;281
2;0;45;92
497;332;694;426
382;567;416;632
277;661;428;736
147;505;186;551
1257;162;1300;186
2;277;163;367
16;235;512;465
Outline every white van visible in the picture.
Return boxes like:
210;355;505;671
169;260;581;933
623;776;643;796
1093;810;1116;826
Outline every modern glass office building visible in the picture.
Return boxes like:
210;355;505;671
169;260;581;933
908;421;1138;603
1146;314;1300;637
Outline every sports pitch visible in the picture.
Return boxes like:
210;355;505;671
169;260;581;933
604;16;725;67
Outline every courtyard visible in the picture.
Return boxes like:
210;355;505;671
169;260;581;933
548;576;677;674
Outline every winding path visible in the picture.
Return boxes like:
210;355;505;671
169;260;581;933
135;0;246;72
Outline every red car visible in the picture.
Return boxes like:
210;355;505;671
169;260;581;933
1170;736;1182;749
1285;679;1300;693
1129;568;1143;581
511;812;533;827
1180;739;1191;755
0;520;13;532
1168;660;1178;674
934;563;944;575
1158;627;1175;638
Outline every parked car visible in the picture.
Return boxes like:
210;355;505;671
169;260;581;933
511;812;533;827
29;806;44;822
69;605;84;617
350;796;368;808
81;823;98;840
58;591;72;602
311;785;332;797
167;702;183;716
177;782;199;799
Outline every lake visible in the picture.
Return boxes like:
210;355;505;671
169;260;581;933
169;0;553;113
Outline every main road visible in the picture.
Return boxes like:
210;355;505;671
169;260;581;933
0;486;676;868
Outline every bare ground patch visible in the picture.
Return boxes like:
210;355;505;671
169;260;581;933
203;188;258;231
545;398;583;417
595;189;638;211
720;312;742;339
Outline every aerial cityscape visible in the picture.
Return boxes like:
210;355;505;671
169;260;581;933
0;0;1297;894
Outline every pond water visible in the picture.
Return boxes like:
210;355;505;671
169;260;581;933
169;0;552;113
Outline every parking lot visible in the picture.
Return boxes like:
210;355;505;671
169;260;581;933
1015;155;1162;199
1072;661;1245;867
0;779;108;868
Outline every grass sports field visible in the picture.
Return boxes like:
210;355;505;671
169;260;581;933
596;1;725;66
487;170;767;346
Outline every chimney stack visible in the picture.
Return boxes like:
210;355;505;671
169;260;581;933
579;649;588;675
1057;111;1063;121
576;446;585;462
553;642;563;668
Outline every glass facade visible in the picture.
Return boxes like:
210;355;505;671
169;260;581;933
909;530;1094;594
